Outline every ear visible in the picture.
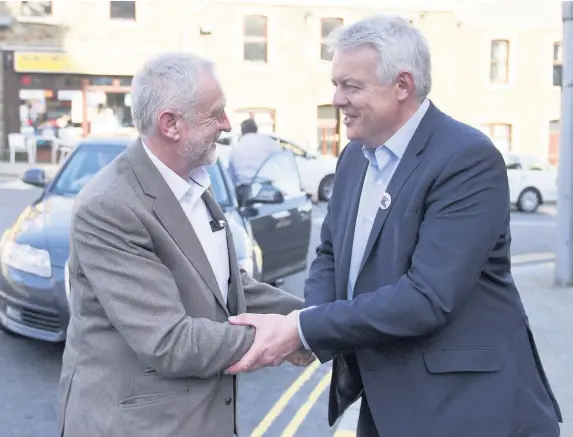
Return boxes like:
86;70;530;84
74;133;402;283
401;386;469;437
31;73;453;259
157;110;181;141
396;72;415;102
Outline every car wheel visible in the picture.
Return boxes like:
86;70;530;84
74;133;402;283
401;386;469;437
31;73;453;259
517;188;541;213
318;174;335;201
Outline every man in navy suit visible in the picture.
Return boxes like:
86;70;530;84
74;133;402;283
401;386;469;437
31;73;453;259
226;14;562;437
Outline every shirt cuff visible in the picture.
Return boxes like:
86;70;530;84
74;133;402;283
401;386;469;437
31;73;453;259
296;306;316;351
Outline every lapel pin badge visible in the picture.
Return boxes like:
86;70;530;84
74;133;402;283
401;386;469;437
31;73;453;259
380;192;392;210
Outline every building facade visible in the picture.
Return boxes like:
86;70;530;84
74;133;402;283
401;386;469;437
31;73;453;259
0;0;564;164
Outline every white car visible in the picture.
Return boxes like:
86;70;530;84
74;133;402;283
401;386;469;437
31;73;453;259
217;132;337;202
503;153;558;213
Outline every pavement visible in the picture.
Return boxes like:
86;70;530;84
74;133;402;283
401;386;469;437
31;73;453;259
333;261;573;437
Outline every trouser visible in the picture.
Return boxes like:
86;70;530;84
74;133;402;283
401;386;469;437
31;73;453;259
357;395;379;437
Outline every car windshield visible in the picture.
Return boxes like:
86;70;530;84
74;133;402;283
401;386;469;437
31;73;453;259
51;143;125;196
50;143;232;207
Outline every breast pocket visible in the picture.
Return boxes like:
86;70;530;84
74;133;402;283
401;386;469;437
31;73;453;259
423;347;502;374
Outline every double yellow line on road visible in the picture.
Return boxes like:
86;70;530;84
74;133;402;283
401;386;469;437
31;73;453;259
251;360;331;437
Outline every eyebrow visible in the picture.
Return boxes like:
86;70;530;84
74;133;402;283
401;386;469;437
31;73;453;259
212;102;226;115
332;78;364;86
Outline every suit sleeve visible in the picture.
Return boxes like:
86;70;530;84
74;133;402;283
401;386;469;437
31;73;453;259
72;196;256;379
242;270;303;315
299;141;509;354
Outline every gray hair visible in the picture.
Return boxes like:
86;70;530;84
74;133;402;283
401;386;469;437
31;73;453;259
130;52;214;136
326;14;432;100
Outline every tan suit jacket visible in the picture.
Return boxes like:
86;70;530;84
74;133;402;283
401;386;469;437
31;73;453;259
57;139;303;437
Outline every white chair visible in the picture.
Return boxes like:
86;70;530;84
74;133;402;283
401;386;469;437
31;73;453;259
40;129;60;164
8;133;36;164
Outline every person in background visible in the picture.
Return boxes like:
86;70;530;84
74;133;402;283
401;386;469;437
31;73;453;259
228;118;282;204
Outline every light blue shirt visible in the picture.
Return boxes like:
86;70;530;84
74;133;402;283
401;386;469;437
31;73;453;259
297;99;430;350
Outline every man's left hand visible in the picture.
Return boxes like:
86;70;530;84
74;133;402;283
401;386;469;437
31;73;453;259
225;311;303;374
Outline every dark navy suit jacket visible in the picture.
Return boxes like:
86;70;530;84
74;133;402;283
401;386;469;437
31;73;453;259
299;103;562;436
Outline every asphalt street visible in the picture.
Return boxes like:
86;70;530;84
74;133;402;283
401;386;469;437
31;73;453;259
0;179;559;437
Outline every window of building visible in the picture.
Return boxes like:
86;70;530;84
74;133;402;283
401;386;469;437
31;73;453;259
490;40;509;84
317;105;341;156
553;42;562;87
548;119;560;166
481;123;512;153
243;15;268;62
20;1;52;17
110;1;136;20
320;18;343;61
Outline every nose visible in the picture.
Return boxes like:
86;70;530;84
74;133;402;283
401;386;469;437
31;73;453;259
332;88;348;109
220;111;232;133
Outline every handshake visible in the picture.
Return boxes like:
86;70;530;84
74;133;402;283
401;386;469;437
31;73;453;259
225;310;316;374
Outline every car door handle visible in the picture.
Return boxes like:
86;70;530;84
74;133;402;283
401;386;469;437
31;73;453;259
271;210;290;220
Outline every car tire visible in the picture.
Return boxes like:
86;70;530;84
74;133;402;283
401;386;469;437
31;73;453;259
318;174;335;202
517;188;541;213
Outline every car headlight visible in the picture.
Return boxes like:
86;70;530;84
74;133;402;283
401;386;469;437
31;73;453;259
1;241;52;278
238;257;254;276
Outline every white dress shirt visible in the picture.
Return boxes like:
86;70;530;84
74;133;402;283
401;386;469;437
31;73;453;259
297;98;430;349
142;142;230;303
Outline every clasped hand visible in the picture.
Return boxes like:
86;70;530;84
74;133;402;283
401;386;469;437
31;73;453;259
225;310;315;374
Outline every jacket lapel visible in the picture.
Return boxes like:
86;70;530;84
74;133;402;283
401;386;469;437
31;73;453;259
356;104;440;278
201;190;240;316
127;139;229;314
335;152;369;300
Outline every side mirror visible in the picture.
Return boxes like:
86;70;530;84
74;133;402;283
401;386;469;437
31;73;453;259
21;168;47;188
246;182;284;205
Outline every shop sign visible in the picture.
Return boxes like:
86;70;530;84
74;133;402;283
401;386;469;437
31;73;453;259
14;52;85;74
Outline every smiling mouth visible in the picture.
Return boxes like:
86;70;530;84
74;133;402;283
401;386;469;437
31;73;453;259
343;114;357;125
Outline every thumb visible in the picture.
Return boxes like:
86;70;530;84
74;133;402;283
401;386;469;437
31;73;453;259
228;313;256;326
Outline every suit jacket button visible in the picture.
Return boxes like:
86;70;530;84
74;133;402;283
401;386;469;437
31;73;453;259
225;397;232;405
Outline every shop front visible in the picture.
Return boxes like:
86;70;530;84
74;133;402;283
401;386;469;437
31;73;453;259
1;50;134;162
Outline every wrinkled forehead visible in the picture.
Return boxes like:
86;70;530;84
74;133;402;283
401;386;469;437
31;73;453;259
331;45;380;85
194;71;227;114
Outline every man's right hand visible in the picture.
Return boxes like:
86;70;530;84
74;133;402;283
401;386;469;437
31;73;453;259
286;349;316;367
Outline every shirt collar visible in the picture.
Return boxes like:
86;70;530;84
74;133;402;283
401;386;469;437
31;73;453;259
141;140;211;202
362;98;430;169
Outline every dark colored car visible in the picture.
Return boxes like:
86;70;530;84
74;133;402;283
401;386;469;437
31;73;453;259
0;136;312;342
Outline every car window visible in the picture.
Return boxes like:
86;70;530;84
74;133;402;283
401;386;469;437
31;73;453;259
279;140;306;157
253;150;303;198
51;143;125;196
503;154;521;170
205;163;232;207
521;156;551;171
217;136;233;146
51;143;232;207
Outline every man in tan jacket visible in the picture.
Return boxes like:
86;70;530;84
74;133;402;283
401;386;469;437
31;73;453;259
57;52;310;437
